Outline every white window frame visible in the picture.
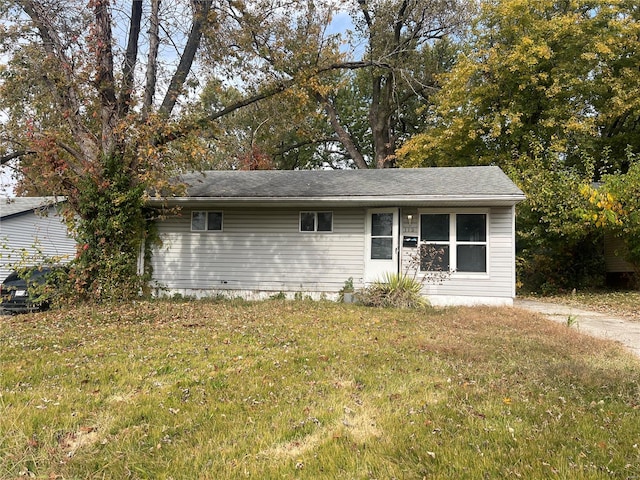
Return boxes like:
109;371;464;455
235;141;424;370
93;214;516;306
418;209;489;277
299;211;333;233
191;211;223;232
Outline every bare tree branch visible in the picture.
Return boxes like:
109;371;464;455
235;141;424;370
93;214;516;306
358;0;373;30
273;137;339;157
315;92;369;169
1;151;34;166
156;59;385;145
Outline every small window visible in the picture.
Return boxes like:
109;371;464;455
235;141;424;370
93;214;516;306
191;211;223;231
300;211;333;232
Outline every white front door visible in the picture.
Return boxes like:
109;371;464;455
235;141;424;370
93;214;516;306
364;208;399;282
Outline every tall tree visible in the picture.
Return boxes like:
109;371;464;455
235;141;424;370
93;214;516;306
0;0;319;299
198;0;471;170
345;0;471;168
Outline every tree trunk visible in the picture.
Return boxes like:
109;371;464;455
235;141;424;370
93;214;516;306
316;93;369;169
92;0;118;157
160;0;212;116
370;73;396;168
118;0;143;116
143;0;161;117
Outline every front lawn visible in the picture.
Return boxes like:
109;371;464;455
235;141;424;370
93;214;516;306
1;300;639;479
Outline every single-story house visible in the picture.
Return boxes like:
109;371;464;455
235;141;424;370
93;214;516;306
147;167;526;306
0;197;76;280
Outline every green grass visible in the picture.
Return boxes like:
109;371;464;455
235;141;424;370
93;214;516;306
2;299;640;479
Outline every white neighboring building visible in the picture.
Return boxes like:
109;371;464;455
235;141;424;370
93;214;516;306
0;197;76;280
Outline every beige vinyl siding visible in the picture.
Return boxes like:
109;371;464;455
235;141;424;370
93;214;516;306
402;207;515;301
0;207;76;280
151;207;365;294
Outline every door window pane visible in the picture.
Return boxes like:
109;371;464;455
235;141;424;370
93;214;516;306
420;214;449;241
457;245;486;272
371;238;393;260
457;214;486;242
372;213;393;236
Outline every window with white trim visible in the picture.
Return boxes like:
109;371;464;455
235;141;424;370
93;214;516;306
420;213;487;273
300;211;333;232
191;211;223;231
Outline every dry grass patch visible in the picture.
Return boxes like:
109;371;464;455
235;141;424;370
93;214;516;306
1;299;639;479
526;290;640;321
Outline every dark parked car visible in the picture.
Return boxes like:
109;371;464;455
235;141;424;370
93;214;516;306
0;267;63;314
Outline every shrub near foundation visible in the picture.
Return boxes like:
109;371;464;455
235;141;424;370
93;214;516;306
358;272;428;308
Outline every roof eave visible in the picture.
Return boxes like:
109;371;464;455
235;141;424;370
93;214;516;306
0;198;67;220
147;194;526;208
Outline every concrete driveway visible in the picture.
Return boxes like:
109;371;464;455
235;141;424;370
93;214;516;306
515;298;640;358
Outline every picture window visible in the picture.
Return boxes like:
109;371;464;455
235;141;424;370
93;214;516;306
420;213;487;273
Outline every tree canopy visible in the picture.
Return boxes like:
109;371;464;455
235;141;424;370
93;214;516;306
195;0;472;169
398;0;640;175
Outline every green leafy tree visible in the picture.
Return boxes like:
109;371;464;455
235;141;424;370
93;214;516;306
504;150;604;292
580;150;640;282
399;0;640;173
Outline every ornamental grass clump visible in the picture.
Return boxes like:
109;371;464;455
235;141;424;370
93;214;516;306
358;272;428;309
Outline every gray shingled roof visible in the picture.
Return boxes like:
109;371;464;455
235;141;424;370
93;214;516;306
0;197;65;219
152;167;525;207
